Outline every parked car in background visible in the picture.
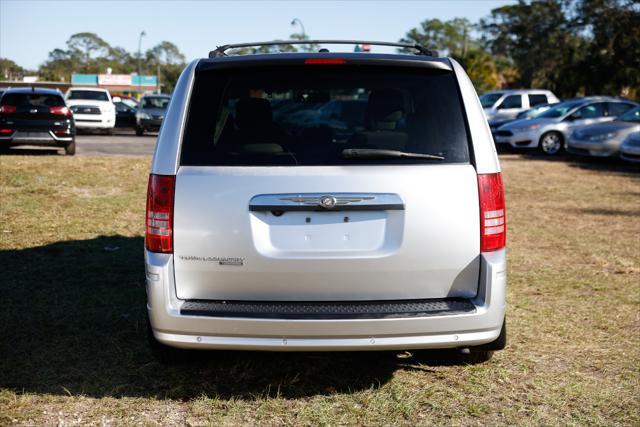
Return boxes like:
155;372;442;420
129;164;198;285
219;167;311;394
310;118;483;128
620;131;640;163
489;103;553;139
0;87;75;155
65;87;116;134
135;94;170;135
113;96;137;128
493;97;638;155
145;41;507;364
567;106;640;158
481;89;559;122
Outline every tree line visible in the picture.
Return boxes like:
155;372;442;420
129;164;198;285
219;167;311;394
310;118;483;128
0;0;637;97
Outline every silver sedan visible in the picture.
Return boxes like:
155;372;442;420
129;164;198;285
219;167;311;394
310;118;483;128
493;97;638;155
567;106;640;157
620;131;640;163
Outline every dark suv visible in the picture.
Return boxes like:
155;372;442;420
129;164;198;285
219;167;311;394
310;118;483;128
0;87;76;155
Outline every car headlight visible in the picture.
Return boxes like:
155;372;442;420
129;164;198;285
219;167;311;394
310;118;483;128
588;132;617;142
512;124;539;133
137;112;151;120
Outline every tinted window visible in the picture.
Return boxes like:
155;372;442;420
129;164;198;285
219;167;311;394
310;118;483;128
528;94;548;106
1;93;65;107
608;102;635;117
618;106;640;123
67;90;109;101
181;66;470;166
141;96;170;109
480;93;503;108
572;103;605;119
498;95;522;109
538;101;583;118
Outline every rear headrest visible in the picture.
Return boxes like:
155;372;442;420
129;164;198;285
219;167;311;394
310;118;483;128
235;98;272;130
366;89;405;130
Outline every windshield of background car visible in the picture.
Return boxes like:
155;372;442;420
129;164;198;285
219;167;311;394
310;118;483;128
181;65;471;166
141;97;170;109
537;101;583;119
618;106;640;123
67;90;109;101
480;93;503;108
1;93;65;107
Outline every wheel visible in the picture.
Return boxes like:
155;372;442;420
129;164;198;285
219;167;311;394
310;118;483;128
539;131;564;155
146;316;189;365
135;127;144;136
64;139;76;156
105;128;114;136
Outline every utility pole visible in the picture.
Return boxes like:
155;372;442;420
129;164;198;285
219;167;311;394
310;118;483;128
138;30;146;98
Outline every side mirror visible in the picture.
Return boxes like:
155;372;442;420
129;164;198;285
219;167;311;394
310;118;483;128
112;96;122;103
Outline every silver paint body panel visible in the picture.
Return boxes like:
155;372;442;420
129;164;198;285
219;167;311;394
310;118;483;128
146;54;507;350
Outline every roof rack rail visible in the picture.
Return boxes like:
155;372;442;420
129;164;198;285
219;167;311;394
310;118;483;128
208;40;435;58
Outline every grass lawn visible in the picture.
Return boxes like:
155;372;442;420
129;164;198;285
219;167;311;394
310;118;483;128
0;154;638;425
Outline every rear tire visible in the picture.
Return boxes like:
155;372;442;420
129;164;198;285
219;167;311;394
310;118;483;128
135;127;144;136
146;316;189;365
64;139;76;156
538;131;563;155
106;128;114;136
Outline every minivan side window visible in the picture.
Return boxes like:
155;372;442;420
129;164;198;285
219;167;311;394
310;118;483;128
571;103;605;119
498;95;522;109
607;102;635;117
528;94;547;107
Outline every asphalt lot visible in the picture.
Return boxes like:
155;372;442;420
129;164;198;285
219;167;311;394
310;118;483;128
0;129;157;157
76;130;157;156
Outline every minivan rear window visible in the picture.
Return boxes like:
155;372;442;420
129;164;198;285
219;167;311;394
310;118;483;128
181;66;470;166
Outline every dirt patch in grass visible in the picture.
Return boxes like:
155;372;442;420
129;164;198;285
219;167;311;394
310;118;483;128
1;154;638;425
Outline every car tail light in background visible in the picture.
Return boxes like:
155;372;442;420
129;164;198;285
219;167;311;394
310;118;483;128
478;172;506;252
0;105;17;114
0;128;13;134
53;129;71;136
146;174;175;253
50;106;72;116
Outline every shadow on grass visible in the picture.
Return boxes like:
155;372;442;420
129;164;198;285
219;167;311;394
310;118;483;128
0;235;472;400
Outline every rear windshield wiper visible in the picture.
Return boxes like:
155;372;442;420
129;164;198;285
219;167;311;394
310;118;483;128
342;148;445;160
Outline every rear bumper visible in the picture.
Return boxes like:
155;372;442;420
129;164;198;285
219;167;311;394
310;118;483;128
0;131;73;147
145;249;507;351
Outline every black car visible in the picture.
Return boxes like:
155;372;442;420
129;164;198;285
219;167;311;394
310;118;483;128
0;87;76;155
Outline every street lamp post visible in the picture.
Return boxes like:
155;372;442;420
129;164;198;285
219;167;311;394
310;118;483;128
137;30;146;97
290;18;306;38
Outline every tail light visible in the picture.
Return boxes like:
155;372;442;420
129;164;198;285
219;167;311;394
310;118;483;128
145;174;175;253
50;106;72;117
53;129;71;136
0;105;16;114
0;128;13;134
304;58;346;65
478;173;506;252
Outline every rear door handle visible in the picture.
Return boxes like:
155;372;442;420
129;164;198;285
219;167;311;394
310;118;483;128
249;193;404;212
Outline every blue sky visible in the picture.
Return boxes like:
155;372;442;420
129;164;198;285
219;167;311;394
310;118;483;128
1;0;515;70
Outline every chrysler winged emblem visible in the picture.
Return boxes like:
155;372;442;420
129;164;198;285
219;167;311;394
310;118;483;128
319;196;337;209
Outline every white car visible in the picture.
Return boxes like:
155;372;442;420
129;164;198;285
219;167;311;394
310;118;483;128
493;97;638;155
480;89;559;122
65;88;116;134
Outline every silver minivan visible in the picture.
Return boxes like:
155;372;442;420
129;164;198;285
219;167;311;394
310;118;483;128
145;41;507;363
